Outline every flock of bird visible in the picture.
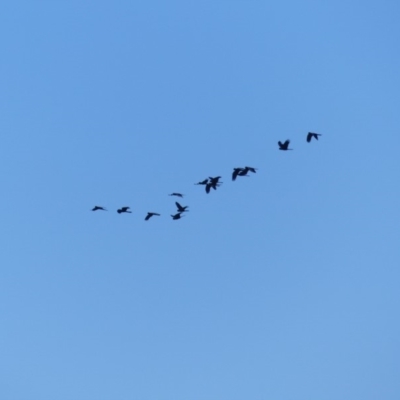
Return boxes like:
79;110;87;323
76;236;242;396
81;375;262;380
91;132;322;220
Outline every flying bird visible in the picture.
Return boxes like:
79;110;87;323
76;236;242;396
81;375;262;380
232;168;244;181
196;177;221;193
145;212;161;220
171;212;184;220
92;206;107;211
278;140;292;150
117;207;132;214
232;166;258;181
175;202;189;212
209;176;222;184
205;181;221;193
207;176;222;192
169;193;184;198
307;132;322;142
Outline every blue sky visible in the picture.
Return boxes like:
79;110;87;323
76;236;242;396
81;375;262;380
1;1;400;399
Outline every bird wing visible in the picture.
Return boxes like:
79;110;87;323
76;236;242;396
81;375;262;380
205;184;211;193
209;176;220;183
246;167;256;173
175;201;183;211
145;214;151;220
307;133;312;142
232;169;240;181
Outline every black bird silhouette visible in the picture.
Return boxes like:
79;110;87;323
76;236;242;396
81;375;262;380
171;212;184;220
208;176;222;190
278;140;292;150
169;193;184;198
175;201;189;212
232;168;244;181
234;166;258;180
205;181;222;193
117;207;132;214
209;176;222;184
195;179;209;185
307;132;322;142
145;212;160;220
92;206;107;211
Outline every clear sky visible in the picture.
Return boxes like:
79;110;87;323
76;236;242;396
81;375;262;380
1;1;400;399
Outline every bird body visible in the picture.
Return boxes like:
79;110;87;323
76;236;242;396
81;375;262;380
205;181;221;193
117;207;132;214
169;193;184;198
196;176;221;193
92;206;107;211
232;166;257;180
278;140;292;150
209;176;222;184
307;132;322;142
145;212;161;220
207;176;222;192
232;167;257;181
232;168;243;181
171;212;184;220
175;201;189;212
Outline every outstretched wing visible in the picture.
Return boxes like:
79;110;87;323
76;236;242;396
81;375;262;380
307;132;321;142
279;140;289;149
209;176;221;184
245;166;257;173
